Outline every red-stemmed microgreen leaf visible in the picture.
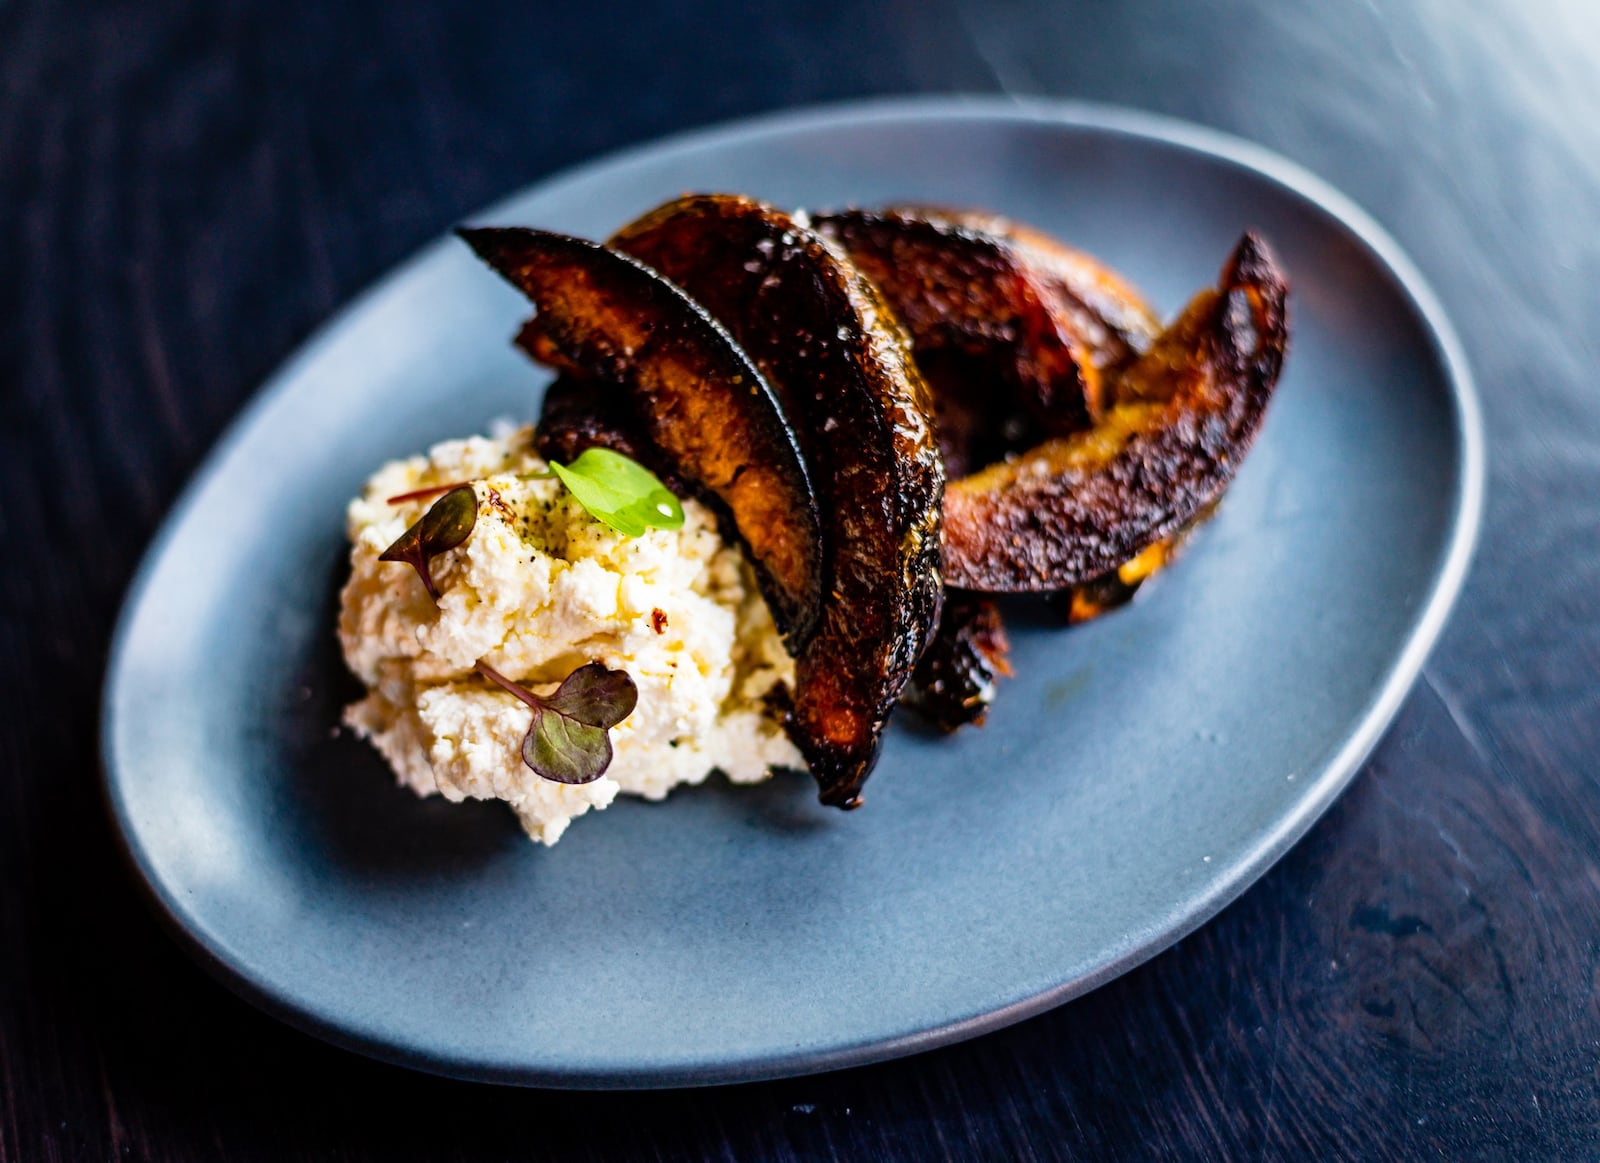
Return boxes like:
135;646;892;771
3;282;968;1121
476;661;638;784
379;485;477;601
525;712;613;786
386;479;474;506
542;662;638;727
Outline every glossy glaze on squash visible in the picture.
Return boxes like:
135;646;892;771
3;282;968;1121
813;208;1100;468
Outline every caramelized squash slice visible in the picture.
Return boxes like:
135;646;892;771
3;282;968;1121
942;233;1289;592
812;208;1101;470
457;227;825;647
612;195;944;808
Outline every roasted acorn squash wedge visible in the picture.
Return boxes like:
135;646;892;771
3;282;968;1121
812;208;1100;465
611;195;944;809
942;232;1288;592
457;227;825;648
893;205;1162;380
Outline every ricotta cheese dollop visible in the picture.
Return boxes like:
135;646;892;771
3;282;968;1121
337;426;802;844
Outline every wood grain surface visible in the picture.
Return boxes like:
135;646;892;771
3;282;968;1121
3;0;1598;1158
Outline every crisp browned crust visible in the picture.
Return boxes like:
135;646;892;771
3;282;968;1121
457;227;825;648
612;195;944;808
941;233;1289;592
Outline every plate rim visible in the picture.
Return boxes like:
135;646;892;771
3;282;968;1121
100;94;1486;1088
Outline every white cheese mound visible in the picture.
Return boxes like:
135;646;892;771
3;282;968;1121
337;426;802;845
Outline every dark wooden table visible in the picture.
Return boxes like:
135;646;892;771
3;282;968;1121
5;0;1598;1158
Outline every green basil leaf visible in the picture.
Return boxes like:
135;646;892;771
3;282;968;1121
549;448;684;537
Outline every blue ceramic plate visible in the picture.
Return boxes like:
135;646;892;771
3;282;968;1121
102;98;1482;1087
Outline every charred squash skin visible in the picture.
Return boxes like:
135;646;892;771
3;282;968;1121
942;233;1289;592
457;227;825;648
895;206;1162;379
611;195;944;809
813;209;1100;461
